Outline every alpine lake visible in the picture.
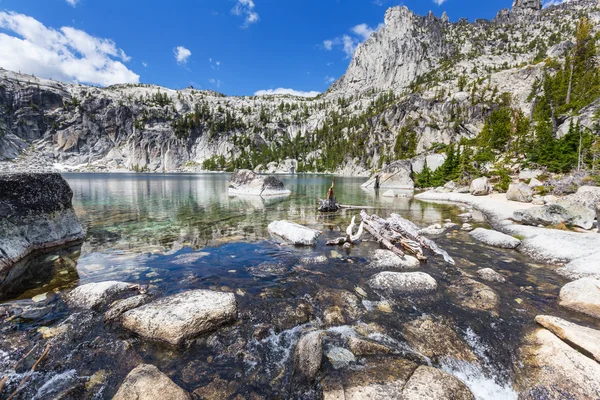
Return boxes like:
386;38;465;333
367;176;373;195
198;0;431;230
1;173;598;399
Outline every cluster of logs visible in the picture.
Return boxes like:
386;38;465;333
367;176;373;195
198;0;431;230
327;210;455;265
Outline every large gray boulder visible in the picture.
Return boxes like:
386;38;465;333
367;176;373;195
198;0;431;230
559;278;600;320
361;160;414;191
268;220;321;246
368;249;420;270
556;186;600;229
403;366;475;400
113;364;190;400
293;331;323;381
506;182;533;203
469;177;491;196
469;228;521;249
368;272;437;296
67;281;137;310
0;173;84;273
512;203;571;226
121;289;237;345
227;169;291;196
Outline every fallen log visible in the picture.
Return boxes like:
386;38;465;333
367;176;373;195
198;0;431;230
362;217;405;258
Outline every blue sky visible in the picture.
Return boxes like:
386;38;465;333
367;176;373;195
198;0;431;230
0;0;544;96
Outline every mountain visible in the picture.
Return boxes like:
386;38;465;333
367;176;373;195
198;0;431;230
0;0;599;178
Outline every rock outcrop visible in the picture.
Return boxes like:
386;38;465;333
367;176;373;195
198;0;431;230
67;281;137;310
368;271;438;296
227;169;291;197
121;289;238;345
0;173;84;275
469;228;521;249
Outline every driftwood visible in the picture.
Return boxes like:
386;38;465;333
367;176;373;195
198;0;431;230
360;210;455;264
7;344;51;400
362;217;406;258
326;216;364;246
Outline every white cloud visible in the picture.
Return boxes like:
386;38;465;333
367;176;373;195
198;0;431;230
209;78;221;88
433;0;447;5
323;22;383;58
232;0;259;28
174;46;191;64
0;11;138;86
142;61;148;67
66;0;79;7
542;0;570;7
254;88;320;98
324;76;336;84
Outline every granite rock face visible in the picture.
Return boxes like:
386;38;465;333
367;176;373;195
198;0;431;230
0;173;85;275
361;160;414;191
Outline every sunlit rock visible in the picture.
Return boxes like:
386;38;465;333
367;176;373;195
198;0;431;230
113;364;190;400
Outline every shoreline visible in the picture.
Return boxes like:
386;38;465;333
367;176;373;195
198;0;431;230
414;191;600;279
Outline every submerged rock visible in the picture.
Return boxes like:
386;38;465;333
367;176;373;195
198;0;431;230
469;228;521;249
447;277;500;315
361;160;414;191
121;289;237;345
247;262;288;278
326;346;357;369
535;315;600;362
192;377;239;400
347;336;393;356
403;366;474;400
104;294;150;321
506;182;533;203
402;315;477;363
293;331;323;381
469;177;491;196
267;220;320;246
0;173;85;275
113;364;190;400
476;268;506;283
66;281;136;309
227;169;291;197
368;272;437;296
559;278;600;320
369;249;420;270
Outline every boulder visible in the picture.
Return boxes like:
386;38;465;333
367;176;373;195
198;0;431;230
528;177;543;188
347;336;393;356
402;315;477;363
447;277;499;315
368;249;420;270
557;198;596;230
402;366;474;400
113;364;190;400
227;169;291;196
326;346;357;369
121;289;237;345
67;281;136;309
469;228;521;249
512;204;571;226
535;315;600;362
104;294;150;321
519;328;600;399
559;278;600;320
506;182;533;203
519;169;543;180
476;268;506;283
368;272;437;296
361;160;414;191
469;177;491;196
267;220;320;246
411;153;446;174
0;173;85;273
294;331;323;381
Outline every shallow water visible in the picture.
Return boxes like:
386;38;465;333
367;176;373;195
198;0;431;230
1;173;598;399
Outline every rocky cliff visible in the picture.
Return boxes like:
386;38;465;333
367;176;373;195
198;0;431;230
0;0;598;174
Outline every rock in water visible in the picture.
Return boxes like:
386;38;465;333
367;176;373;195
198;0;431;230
294;331;323;381
535;315;600;362
447;277;499;315
559;278;600;320
227;169;291;197
476;268;506;283
268;220;321;246
121;289;237;345
469;228;521;249
469;177;491;196
113;364;190;400
361;160;414;191
402;366;475;400
506;182;533;203
0;173;84;272
368;272;437;296
67;281;136;309
369;249;420;270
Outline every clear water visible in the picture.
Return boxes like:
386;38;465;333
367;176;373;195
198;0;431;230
0;173;598;399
